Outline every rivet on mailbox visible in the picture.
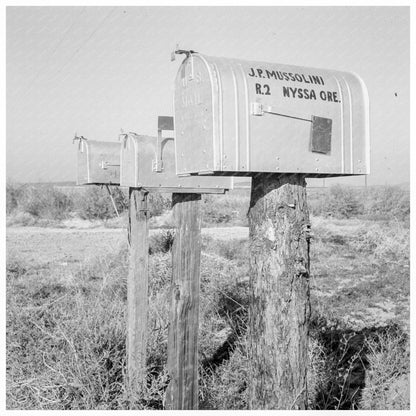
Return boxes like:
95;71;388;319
174;52;370;177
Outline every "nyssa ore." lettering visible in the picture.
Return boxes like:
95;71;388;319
248;67;325;86
282;86;340;103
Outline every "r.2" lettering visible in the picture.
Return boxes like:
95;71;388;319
255;83;271;95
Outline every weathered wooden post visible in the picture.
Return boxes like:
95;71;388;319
119;119;231;409
166;193;201;410
127;188;149;395
248;173;311;409
74;136;152;397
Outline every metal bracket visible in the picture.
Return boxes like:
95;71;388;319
73;133;87;151
171;44;196;61
153;116;174;172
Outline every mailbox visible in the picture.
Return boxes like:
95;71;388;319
120;116;232;193
174;52;370;177
76;137;120;185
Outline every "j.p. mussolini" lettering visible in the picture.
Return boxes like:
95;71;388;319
248;67;325;86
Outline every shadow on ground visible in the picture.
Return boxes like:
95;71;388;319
199;301;407;410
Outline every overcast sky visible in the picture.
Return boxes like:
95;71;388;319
6;6;409;185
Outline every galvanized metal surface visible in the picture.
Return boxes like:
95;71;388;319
76;139;121;185
120;134;232;193
174;53;370;177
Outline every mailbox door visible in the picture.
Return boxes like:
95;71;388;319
174;58;217;174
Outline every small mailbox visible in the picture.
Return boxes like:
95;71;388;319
76;137;121;185
174;52;370;177
120;124;233;193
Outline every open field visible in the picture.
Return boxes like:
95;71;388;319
6;184;410;409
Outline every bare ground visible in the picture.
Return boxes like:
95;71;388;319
6;219;408;332
6;225;248;269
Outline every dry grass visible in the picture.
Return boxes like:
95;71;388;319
6;184;410;409
360;328;410;410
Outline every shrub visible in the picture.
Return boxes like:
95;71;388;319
350;221;409;263
74;186;127;220
6;182;24;214
323;185;363;219
309;185;410;222
17;185;73;220
6;211;37;227
73;188;172;222
363;186;409;222
360;326;409;409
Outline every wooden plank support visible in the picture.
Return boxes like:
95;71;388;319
127;188;149;397
248;173;311;410
166;193;202;410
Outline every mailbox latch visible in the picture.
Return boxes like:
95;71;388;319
100;160;120;170
250;103;332;155
251;102;312;123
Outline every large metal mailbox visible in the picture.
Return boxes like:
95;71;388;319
120;131;232;193
76;137;121;185
174;53;370;177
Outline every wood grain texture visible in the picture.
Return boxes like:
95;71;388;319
248;174;311;410
166;193;202;410
127;189;149;394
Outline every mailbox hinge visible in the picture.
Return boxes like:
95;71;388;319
153;116;175;172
